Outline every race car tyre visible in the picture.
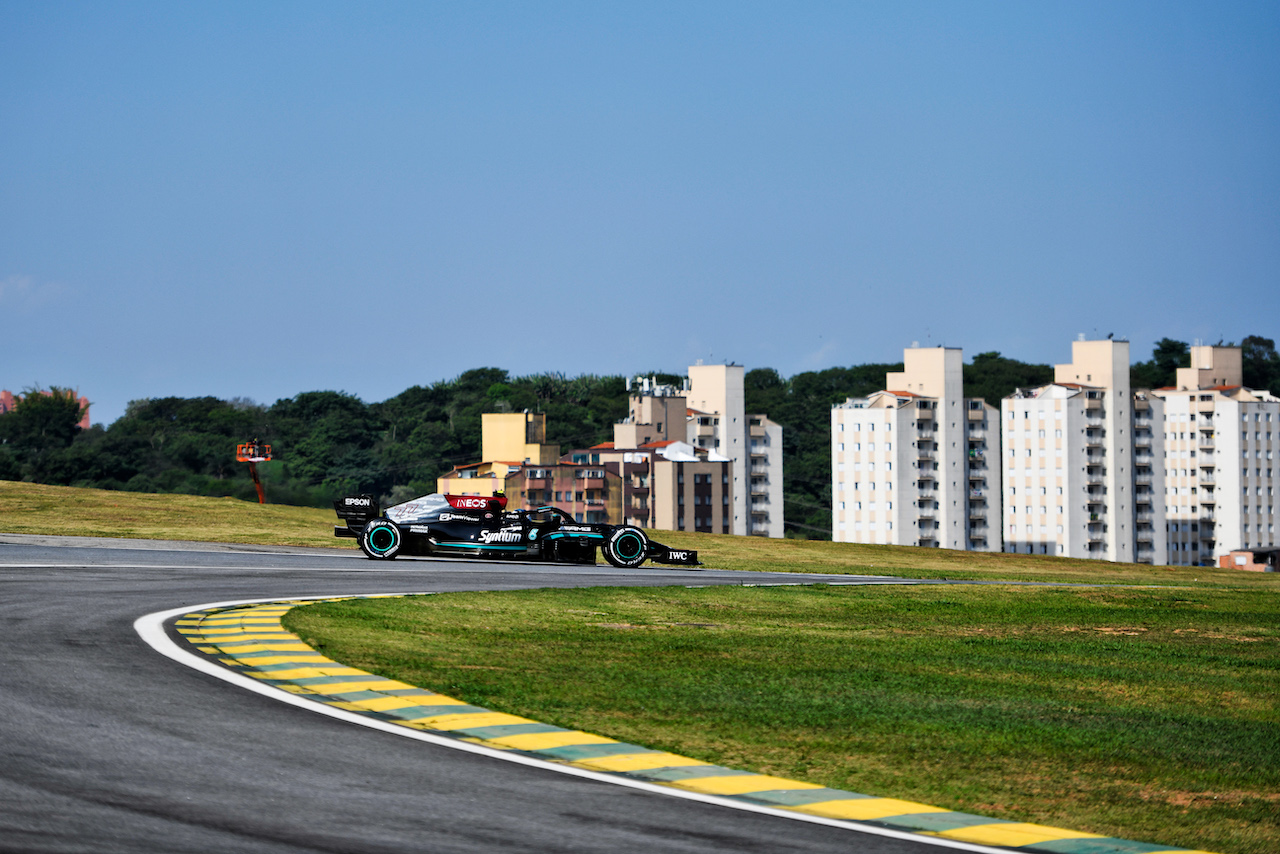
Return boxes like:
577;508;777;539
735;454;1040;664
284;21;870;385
360;519;402;560
602;526;649;568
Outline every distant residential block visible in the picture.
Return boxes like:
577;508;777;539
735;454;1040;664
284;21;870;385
1152;345;1279;564
832;347;1001;551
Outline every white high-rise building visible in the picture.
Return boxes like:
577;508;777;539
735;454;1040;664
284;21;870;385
1153;345;1280;565
1002;338;1166;563
685;363;784;537
832;347;1001;550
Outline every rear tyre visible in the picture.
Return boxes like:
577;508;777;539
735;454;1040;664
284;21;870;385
602;526;649;568
360;519;402;560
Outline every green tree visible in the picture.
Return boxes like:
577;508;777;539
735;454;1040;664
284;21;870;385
0;387;88;480
963;353;1052;404
1241;335;1280;392
1131;339;1189;389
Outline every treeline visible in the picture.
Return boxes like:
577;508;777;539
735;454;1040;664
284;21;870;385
3;337;1278;539
0;370;627;508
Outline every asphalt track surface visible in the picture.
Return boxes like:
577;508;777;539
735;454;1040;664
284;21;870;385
1;535;973;854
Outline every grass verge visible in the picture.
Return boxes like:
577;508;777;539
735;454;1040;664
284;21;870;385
284;584;1280;854
0;481;349;548
5;482;1278;590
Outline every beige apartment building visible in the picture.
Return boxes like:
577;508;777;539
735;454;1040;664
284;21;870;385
832;347;1001;550
619;365;783;537
441;409;736;534
1153;345;1280;565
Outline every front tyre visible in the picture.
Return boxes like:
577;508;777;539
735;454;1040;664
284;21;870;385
360;519;402;560
603;526;649;568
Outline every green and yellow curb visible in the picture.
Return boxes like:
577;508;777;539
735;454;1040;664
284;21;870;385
173;596;1218;854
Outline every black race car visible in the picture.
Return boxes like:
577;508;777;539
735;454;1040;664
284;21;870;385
334;492;699;568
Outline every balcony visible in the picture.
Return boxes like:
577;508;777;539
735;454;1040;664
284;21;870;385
968;488;985;499
917;505;936;518
1134;453;1153;466
1200;491;1216;505
1198;432;1215;448
1199;473;1215;484
524;478;548;489
969;507;986;519
1087;527;1106;542
1134;472;1152;484
1086;468;1106;484
750;464;770;476
749;424;766;438
1085;434;1104;448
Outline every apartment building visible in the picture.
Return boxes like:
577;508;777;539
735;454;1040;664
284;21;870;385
1153;345;1280;565
438;414;626;524
440;410;735;533
1001;338;1168;563
832;347;1001;550
619;365;783;537
684;363;784;537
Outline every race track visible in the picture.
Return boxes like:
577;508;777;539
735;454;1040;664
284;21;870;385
0;535;968;854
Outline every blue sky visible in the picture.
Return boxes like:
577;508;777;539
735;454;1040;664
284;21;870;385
3;1;1278;426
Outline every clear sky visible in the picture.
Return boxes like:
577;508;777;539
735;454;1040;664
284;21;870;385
3;1;1278;426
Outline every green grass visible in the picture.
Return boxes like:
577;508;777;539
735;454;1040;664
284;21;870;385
285;585;1280;854
0;481;352;548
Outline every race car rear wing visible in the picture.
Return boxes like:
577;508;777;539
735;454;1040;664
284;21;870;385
333;494;380;539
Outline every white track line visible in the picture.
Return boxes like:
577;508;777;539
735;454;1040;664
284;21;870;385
136;593;1015;854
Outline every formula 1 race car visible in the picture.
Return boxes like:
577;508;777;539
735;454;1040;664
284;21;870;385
334;492;700;568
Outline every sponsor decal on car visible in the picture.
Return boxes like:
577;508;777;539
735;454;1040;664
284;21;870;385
479;528;523;544
344;496;373;506
409;525;432;533
439;513;481;523
559;525;594;533
450;497;493;509
667;550;693;562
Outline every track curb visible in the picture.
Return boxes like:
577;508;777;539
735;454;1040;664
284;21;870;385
145;594;1218;854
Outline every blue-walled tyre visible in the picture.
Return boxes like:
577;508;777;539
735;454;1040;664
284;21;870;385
603;526;649;568
360;519;402;560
